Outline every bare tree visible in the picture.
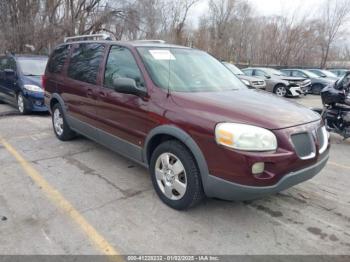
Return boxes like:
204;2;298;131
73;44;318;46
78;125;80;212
317;0;350;68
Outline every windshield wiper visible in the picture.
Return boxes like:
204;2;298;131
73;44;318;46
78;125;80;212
25;74;41;76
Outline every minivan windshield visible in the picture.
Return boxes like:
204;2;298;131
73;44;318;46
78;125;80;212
17;57;48;76
137;47;246;92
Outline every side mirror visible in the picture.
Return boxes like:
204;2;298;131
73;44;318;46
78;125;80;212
265;75;271;79
112;77;145;96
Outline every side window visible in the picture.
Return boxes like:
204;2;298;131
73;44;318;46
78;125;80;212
104;46;145;90
255;70;266;77
243;69;253;76
282;70;290;76
0;58;7;71
48;45;70;74
0;57;16;71
7;58;16;71
293;71;307;78
68;43;105;85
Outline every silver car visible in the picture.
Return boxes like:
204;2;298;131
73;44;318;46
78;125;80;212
242;67;311;97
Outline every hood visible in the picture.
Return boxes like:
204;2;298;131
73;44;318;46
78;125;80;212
171;89;320;130
21;75;42;88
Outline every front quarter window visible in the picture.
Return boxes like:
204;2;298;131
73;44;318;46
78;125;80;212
104;46;145;90
137;47;246;92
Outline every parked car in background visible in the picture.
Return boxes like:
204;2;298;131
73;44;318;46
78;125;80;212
281;69;336;95
329;69;349;78
307;69;339;80
242;67;310;97
222;62;266;89
0;54;48;114
44;36;329;210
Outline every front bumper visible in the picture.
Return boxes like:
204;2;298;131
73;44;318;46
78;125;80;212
288;86;303;96
24;91;48;112
205;152;329;201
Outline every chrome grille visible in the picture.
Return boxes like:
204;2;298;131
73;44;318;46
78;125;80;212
291;132;315;159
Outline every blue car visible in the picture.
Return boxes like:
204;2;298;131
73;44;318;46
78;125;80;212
0;54;48;114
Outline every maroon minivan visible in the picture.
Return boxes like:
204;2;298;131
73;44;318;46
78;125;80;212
43;38;330;210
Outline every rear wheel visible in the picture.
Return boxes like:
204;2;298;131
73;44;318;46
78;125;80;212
150;140;204;210
274;84;287;97
17;92;30;114
52;103;76;141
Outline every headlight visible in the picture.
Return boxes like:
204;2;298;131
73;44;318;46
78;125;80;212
241;79;250;86
23;84;43;93
215;123;278;151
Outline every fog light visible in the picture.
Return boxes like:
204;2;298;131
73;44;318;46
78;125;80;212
252;162;265;175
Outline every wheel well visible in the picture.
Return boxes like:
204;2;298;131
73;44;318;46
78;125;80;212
274;83;286;92
50;98;59;110
146;134;186;164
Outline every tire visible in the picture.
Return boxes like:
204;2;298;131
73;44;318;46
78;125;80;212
312;84;323;95
17;92;30;114
52;103;76;141
150;140;205;210
274;84;287;97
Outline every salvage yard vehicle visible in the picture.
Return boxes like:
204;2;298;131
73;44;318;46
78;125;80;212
44;35;330;210
329;69;349;78
0;54;48;114
313;72;350;139
281;69;336;95
242;67;310;97
307;69;339;80
222;62;266;89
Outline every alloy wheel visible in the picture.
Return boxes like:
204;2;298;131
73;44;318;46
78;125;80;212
276;86;287;97
17;94;24;113
155;152;187;200
53;108;64;136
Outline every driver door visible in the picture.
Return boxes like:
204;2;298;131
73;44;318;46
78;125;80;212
95;45;153;158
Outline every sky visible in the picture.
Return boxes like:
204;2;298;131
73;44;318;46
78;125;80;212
189;0;323;25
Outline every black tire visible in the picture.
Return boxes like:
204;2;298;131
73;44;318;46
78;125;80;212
51;103;76;141
17;92;30;115
312;84;323;95
150;140;205;210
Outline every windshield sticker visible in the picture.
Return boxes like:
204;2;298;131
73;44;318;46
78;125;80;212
149;50;176;60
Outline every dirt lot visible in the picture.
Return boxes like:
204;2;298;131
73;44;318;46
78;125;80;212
0;95;349;256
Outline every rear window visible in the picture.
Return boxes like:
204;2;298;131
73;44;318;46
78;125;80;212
47;45;69;74
67;43;105;85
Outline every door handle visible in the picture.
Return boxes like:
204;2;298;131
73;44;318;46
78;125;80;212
99;91;107;98
86;89;94;98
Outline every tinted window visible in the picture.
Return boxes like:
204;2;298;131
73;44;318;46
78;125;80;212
68;43;104;84
48;45;69;74
0;57;16;71
104;46;145;89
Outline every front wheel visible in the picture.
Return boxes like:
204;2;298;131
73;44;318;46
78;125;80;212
150;140;204;210
17;92;30;114
274;84;287;97
52;103;76;141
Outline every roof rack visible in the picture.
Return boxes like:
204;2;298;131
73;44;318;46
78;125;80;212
132;40;166;44
64;33;114;43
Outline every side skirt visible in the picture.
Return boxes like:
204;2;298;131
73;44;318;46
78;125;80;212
67;115;147;168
